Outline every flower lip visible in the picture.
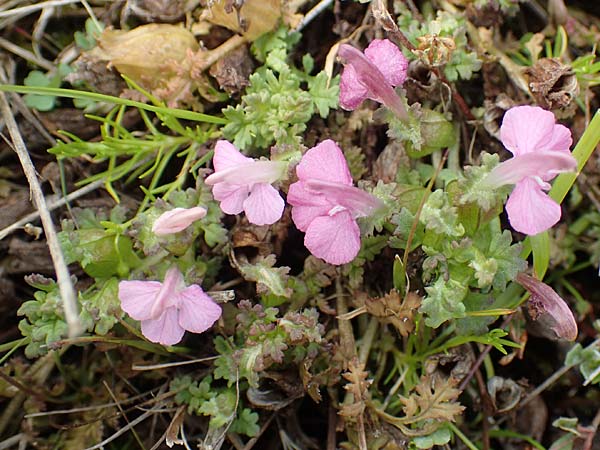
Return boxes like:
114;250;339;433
304;179;383;218
150;267;183;319
482;151;577;188
205;160;287;186
338;43;407;119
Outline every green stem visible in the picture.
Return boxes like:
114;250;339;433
447;423;480;450
357;317;379;366
0;85;228;124
488;429;546;450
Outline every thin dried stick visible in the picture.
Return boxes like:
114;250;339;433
295;0;334;32
82;408;161;450
0;179;105;241
0;434;25;450
0;87;81;337
0;0;82;18
102;380;145;450
0;36;54;70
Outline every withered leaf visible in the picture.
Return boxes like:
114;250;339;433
526;58;579;116
204;0;281;40
399;375;465;424
365;291;421;337
339;359;372;418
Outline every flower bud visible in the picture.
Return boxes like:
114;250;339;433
152;207;207;236
516;272;578;341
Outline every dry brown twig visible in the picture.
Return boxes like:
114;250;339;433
0;69;82;337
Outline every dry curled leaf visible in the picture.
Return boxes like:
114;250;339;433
93;24;199;90
365;290;421;337
526;58;579;117
209;44;253;94
204;0;282;40
340;359;372;418
399;375;465;424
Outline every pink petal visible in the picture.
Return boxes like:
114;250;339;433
212;182;249;215
483;151;577;187
288;181;332;231
213;140;252;171
304;179;382;218
177;285;222;333
506;178;562;235
296;140;353;186
141;307;185;346
304;210;361;265
500;106;557;155
338;44;407;118
339;63;368;110
152;207;207;236
243;183;285;225
546;123;573;153
206;160;286;186
364;39;408;87
150;267;184;318
118;280;162;321
287;181;330;207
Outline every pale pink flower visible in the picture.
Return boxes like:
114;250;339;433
287;140;382;265
205;140;286;226
483;105;577;235
152;206;207;236
516;272;577;341
118;267;221;346
338;39;409;118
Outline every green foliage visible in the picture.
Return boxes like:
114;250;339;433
565;339;600;385
171;375;259;437
421;278;468;328
474;0;520;15
412;425;452;449
458;153;510;211
17;275;122;357
420;190;464;237
59;207;140;278
237;254;292;299
387;106;456;157
74;18;104;50
419;205;525;328
213;302;324;387
359;181;400;236
222;27;339;151
23;63;72;111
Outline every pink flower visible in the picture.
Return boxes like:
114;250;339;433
483;105;577;235
287;140;382;265
118;267;221;346
205;140;286;226
152;206;207;236
338;39;409;118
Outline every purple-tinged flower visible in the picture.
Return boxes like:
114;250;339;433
152;206;207;236
118;267;221;346
287;140;382;265
338;39;409;118
483;105;577;235
516;272;578;341
205;140;286;226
